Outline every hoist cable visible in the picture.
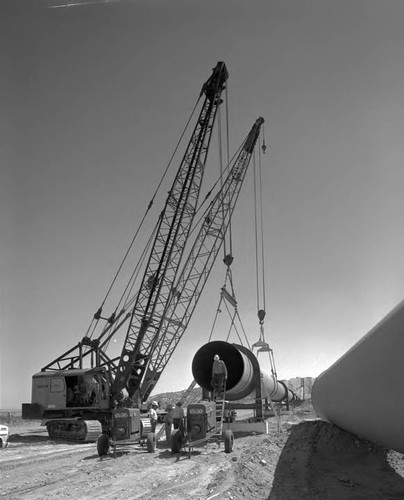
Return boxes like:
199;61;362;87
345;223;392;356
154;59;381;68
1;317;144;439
226;269;251;348
225;83;230;168
208;266;231;342
121;222;159;310
253;133;268;315
102;222;159;350
224;84;233;258
217;104;226;257
223;304;247;347
224;304;240;343
86;97;202;337
102;97;201;307
207;266;250;348
208;296;225;343
186;140;244;241
253;149;262;313
235;309;251;349
258;134;267;312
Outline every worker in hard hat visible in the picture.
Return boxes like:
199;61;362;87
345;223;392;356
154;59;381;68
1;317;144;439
149;401;159;433
173;401;185;434
211;354;228;399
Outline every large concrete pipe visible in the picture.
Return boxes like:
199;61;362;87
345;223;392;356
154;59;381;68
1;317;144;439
312;300;404;454
192;340;294;402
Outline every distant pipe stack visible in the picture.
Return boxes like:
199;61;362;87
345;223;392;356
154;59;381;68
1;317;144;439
312;300;404;454
192;340;295;403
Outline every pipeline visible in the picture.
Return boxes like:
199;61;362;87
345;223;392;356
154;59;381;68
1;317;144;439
312;300;404;454
191;340;295;403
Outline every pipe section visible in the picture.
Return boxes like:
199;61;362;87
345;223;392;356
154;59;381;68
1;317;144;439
312;300;404;454
192;340;294;402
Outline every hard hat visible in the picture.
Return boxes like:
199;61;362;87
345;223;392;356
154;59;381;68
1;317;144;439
151;401;158;407
214;354;220;360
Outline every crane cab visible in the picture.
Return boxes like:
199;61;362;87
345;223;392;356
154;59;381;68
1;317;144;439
22;368;111;420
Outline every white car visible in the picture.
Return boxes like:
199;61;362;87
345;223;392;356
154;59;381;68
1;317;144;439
0;424;9;448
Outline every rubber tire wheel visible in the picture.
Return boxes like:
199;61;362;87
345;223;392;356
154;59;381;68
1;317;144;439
146;432;155;453
170;429;183;453
224;430;234;453
97;433;110;457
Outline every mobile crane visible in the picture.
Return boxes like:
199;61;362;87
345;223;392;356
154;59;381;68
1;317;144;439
22;61;264;455
98;115;264;456
22;61;228;445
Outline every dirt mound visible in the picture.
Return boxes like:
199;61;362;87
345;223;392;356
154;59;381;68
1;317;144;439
269;420;404;499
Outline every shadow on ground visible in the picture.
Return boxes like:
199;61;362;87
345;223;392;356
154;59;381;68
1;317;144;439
268;420;404;500
8;434;52;443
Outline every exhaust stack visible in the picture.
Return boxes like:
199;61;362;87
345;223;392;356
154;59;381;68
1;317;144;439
192;340;294;402
312;300;404;454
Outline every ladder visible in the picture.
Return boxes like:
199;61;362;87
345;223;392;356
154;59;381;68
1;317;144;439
211;380;226;441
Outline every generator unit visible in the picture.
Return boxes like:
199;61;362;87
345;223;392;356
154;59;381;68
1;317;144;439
170;400;234;455
97;407;154;455
187;401;216;443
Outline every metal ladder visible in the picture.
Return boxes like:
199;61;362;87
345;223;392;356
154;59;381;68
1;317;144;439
212;381;226;441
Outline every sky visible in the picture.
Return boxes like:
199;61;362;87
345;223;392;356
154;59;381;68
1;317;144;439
1;0;404;409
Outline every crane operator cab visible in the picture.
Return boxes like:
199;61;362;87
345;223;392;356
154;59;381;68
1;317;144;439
22;367;110;420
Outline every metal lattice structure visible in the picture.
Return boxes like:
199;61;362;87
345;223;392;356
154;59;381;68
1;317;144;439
111;62;229;399
139;117;265;400
37;65;265;411
40;62;228;381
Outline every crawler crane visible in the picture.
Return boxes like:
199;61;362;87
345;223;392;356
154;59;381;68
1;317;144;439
22;62;264;455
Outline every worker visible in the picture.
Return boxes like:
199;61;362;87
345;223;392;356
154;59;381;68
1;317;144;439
165;405;174;445
73;381;81;406
173;401;185;433
66;387;74;406
149;401;159;433
211;354;228;399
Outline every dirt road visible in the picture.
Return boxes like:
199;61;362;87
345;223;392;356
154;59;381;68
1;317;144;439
0;422;286;500
2;405;404;499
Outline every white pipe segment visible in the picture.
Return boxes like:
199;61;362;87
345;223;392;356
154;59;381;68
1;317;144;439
312;300;404;454
192;340;294;402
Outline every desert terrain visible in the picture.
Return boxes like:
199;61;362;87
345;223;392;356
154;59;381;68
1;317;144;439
1;402;404;500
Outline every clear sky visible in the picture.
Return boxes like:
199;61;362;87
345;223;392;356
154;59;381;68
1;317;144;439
1;0;404;409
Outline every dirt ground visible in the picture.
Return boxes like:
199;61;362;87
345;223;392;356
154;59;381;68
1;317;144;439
1;403;404;499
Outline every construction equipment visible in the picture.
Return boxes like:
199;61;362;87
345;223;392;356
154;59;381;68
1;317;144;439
22;62;266;456
170;380;234;456
0;424;9;448
108;114;264;455
22;61;229;452
165;117;268;455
